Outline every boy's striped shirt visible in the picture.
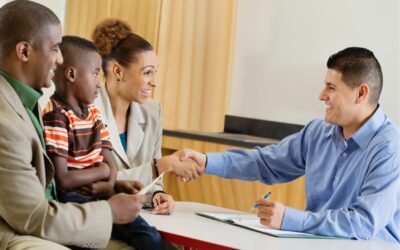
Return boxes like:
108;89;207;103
42;95;112;169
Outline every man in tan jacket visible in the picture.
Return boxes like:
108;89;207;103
0;1;143;249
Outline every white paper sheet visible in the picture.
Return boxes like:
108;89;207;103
138;172;165;195
197;212;339;239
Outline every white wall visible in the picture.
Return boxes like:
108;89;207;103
0;0;66;107
230;0;400;125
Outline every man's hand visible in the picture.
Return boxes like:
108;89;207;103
178;148;207;170
255;198;285;229
177;149;207;181
158;154;203;182
107;193;144;224
152;192;175;215
115;180;144;194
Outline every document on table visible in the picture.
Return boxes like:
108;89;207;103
197;212;338;239
138;173;165;195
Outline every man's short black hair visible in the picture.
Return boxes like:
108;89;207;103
327;47;383;104
0;0;60;59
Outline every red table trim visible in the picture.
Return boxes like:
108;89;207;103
160;230;238;250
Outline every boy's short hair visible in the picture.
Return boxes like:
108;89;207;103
0;0;60;60
59;35;99;66
327;47;383;105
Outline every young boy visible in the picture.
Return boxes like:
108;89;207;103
43;36;164;250
42;36;116;203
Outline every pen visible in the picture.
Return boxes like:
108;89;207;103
251;192;271;211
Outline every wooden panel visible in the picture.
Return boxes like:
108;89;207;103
107;0;161;46
162;136;306;212
64;0;109;38
65;0;234;132
154;0;237;132
64;0;161;45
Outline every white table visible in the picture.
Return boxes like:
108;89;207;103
141;202;399;250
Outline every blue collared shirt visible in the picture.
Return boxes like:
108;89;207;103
206;107;400;243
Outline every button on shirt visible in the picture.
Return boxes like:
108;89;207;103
206;107;400;243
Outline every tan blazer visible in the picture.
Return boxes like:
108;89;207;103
0;76;113;249
95;85;163;201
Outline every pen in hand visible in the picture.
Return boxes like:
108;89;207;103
250;192;271;211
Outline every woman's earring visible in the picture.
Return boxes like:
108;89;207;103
117;78;121;82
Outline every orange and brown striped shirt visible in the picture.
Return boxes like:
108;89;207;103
42;95;112;169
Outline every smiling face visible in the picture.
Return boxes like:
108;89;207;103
29;23;63;89
117;50;158;104
319;69;361;129
71;51;102;105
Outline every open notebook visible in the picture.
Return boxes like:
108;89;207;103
197;212;338;239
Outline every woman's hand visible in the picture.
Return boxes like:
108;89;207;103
152;192;175;215
158;154;203;182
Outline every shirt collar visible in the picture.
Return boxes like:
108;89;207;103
351;106;385;149
0;70;42;111
51;94;89;118
325;125;343;146
328;105;385;150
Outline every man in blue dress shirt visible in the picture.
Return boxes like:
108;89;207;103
176;47;400;243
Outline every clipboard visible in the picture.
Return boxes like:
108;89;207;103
197;212;339;239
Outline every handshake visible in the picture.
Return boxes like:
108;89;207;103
157;149;206;182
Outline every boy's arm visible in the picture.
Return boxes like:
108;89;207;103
44;109;110;191
102;148;117;185
99;148;117;196
82;108;116;198
52;155;110;190
80;149;117;198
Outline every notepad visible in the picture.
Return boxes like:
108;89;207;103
138;173;165;195
197;212;338;239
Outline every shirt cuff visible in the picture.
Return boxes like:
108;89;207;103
281;207;306;232
205;152;226;176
